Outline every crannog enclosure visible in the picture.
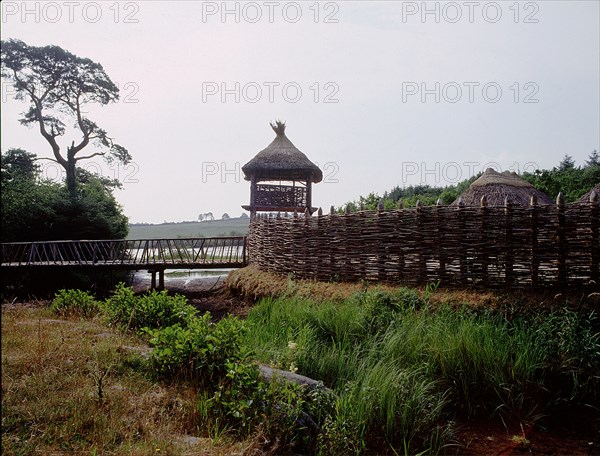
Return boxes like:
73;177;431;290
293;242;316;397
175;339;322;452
247;194;599;289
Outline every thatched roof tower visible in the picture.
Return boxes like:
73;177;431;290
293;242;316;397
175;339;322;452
451;168;553;206
242;121;322;218
577;183;600;203
242;121;322;183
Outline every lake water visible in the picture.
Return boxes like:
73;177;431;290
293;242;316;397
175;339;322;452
131;268;234;289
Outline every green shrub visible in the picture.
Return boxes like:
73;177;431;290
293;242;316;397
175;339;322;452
50;289;99;318
257;378;330;453
200;359;262;435
146;312;335;452
103;283;197;332
145;313;250;383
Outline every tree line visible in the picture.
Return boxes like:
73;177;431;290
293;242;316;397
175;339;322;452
339;153;599;212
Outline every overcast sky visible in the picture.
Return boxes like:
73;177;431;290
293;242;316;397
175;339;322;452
1;1;599;223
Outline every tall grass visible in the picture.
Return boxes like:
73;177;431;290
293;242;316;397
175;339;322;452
373;308;548;418
244;289;600;453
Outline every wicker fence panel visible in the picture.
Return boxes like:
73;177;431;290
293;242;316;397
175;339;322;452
247;198;599;289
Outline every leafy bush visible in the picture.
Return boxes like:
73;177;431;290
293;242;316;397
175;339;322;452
103;283;197;331
146;312;335;453
50;289;99;318
203;373;335;453
200;359;262;435
145;313;249;383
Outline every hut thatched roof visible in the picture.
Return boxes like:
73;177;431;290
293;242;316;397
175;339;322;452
451;168;554;206
242;121;323;183
577;183;600;203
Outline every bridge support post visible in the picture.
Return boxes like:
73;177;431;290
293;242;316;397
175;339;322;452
158;269;165;290
149;269;165;290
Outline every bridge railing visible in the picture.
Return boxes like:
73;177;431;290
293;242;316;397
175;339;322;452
1;237;247;268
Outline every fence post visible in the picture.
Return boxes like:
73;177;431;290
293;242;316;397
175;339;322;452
328;206;337;281
316;207;324;280
436;199;445;282
416;200;426;283
396;199;405;282
357;204;366;280
479;195;489;287
251;215;258;267
504;197;514;287
267;213;275;273
285;210;296;274
556;192;567;286
378;201;386;282
457;198;466;284
590;190;599;285
304;207;312;279
342;205;351;281
529;195;539;287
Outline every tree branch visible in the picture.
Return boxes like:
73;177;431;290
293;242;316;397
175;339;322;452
33;157;60;164
71;93;93;155
33;101;67;168
74;152;105;161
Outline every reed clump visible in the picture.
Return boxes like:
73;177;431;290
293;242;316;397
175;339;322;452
244;288;600;454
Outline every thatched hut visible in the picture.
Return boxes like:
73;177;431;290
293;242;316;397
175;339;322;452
577;184;600;204
451;168;553;206
242;121;322;218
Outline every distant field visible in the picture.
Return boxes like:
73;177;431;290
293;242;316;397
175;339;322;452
127;218;249;239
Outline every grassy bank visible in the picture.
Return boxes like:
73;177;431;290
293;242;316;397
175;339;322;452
3;278;599;455
240;285;600;454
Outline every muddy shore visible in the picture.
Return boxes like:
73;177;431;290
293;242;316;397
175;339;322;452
130;273;251;319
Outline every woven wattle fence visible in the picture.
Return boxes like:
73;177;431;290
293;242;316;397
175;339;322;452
247;195;599;289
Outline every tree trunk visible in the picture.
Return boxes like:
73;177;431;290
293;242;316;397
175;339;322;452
66;147;77;201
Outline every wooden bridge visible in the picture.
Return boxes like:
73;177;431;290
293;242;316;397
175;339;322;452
1;237;247;289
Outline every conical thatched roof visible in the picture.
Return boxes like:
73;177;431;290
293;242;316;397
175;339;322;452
577;183;600;203
451;168;553;206
242;121;323;183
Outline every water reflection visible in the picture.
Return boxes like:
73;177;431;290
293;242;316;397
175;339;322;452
132;268;233;289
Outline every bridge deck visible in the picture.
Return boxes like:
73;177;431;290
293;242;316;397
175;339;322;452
1;237;247;270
